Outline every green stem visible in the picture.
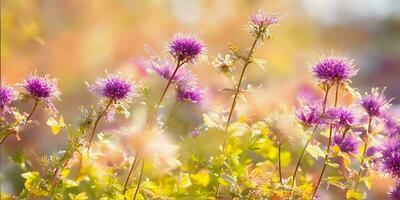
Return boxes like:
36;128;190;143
312;84;340;199
290;86;331;190
0;99;39;145
87;99;113;151
133;159;145;200
353;117;372;192
123;153;139;196
215;33;261;199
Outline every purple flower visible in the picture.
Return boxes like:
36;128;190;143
0;83;16;111
312;56;356;85
189;125;203;137
333;134;359;154
360;88;392;118
380;137;400;178
22;73;60;99
176;86;203;103
324;107;356;129
169;34;204;63
366;146;379;157
250;9;278;27
389;183;400;200
88;73;135;101
296;104;320;128
384;117;400;137
151;60;191;83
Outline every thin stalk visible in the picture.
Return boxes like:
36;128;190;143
133;159;145;200
278;141;282;184
87;99;113;151
214;33;261;199
166;101;179;124
290;86;331;189
123;59;185;197
353;117;372;192
0;99;39;145
312;84;340;199
123;153;139;195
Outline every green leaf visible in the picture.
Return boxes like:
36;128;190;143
306;144;325;159
69;192;88;200
46;116;65;135
346;190;363;200
64;179;79;188
190;170;210;187
181;173;192;188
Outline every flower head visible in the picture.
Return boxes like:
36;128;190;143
380;137;400;178
389;183;400;200
88;72;135;101
296;104;320;128
250;9;278;27
384;117;400;137
324;107;356;129
333;134;359;154
0;83;16;111
169;34;204;63
22;73;60;99
312;56;356;85
212;53;236;74
151;59;191;83
360;88;392;118
176;86;203;103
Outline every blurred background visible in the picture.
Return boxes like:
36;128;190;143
1;0;399;199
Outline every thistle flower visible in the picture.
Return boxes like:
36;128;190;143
88;72;135;102
168;34;205;63
0;83;16;112
380;137;400;178
296;104;320;128
151;59;191;83
360;88;392;118
324;107;356;129
312;56;357;86
384;117;400;137
250;9;278;27
22;73;60;100
176;86;203;103
333;134;359;154
389;183;400;200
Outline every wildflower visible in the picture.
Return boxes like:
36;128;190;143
384;117;400;137
88;72;135;102
21;72;60;114
250;9;278;27
380;137;400;178
296;104;320;128
151;59;191;83
168;34;205;63
249;10;278;39
212;53;236;73
176;86;202;103
324;107;356;129
312;56;357;86
360;88;392;118
189;125;203;137
0;83;16;112
366;146;379;157
22;73;60;100
266;109;303;143
333;134;359;154
389;182;400;200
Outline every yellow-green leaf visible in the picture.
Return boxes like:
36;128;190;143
306;144;325;159
346;190;362;200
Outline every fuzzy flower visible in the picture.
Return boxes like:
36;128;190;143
360;88;392;118
0;83;16;112
168;34;205;63
324;107;356;129
333;134;359;154
151;59;191;83
176;86;203;103
380;137;400;178
312;56;357;85
22;73;60;100
389;183;400;200
88;72;135;102
250;9;278;27
212;53;236;73
296;104;320;128
384;117;400;137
